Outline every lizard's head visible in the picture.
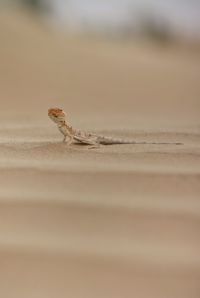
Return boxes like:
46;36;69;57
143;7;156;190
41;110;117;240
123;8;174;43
48;108;66;124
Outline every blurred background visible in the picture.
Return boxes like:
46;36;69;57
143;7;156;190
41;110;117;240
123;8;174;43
2;0;200;39
0;1;200;298
0;0;199;127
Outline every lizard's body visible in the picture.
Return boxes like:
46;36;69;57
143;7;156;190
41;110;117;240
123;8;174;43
48;108;182;146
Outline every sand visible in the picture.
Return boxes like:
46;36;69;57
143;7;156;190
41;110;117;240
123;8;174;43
0;9;200;298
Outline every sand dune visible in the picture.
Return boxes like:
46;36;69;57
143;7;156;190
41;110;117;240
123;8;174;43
0;127;199;298
0;9;200;298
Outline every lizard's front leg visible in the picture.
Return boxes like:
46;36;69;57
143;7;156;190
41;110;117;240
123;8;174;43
65;135;74;146
62;135;73;146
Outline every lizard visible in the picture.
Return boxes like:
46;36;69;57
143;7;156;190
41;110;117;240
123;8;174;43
48;108;182;147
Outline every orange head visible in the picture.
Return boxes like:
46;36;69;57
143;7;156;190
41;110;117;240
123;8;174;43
48;108;66;124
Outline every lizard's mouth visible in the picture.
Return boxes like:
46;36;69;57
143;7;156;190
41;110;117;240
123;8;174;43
48;114;59;123
48;114;66;124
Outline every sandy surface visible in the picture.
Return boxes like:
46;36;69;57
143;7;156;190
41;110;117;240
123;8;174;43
0;9;200;298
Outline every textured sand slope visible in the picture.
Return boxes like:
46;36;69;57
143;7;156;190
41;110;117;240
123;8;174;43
0;128;200;298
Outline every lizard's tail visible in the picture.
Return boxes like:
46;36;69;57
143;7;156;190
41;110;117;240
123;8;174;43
98;136;183;145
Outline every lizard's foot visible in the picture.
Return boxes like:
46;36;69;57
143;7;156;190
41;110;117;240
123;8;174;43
65;138;74;146
62;137;66;142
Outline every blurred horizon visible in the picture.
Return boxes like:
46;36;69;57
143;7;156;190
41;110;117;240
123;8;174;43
0;0;200;42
